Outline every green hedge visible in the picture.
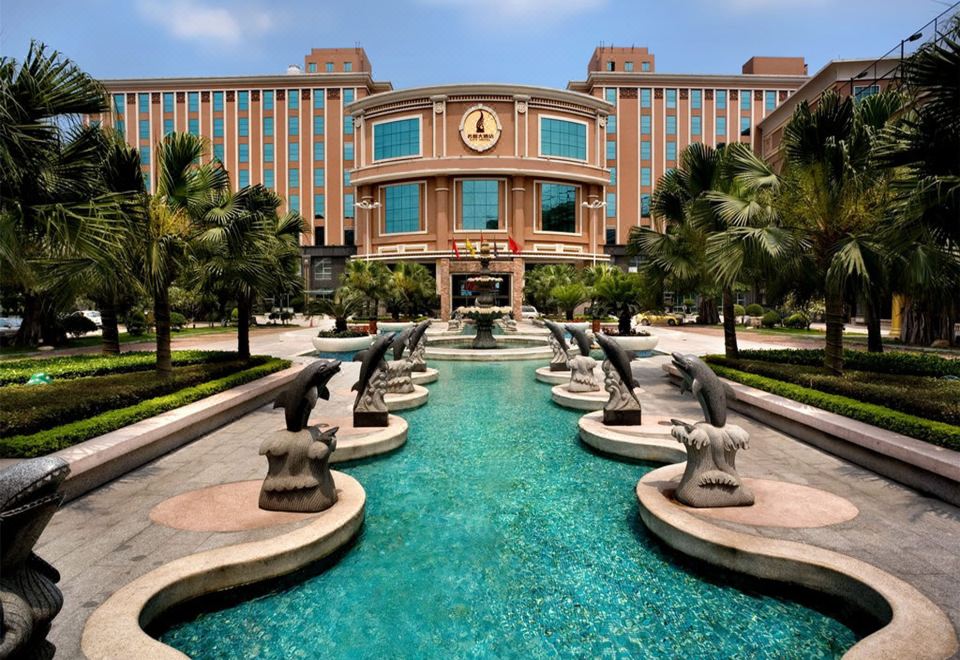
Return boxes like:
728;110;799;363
0;358;290;458
0;350;238;386
727;348;960;378
708;363;960;451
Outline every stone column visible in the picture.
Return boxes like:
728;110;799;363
358;185;373;259
511;257;523;319
436;176;450;253
438;258;452;320
511;176;526;241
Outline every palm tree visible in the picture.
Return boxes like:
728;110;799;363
342;259;392;321
592;269;652;334
386;262;436;319
550;282;588;321
523;264;576;314
313;288;362;333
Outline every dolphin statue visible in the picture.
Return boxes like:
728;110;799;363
273;359;342;432
595;333;641;406
543;319;570;351
565;324;593;357
671;352;727;427
352;332;395;408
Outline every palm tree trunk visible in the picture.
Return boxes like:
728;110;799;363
100;298;121;355
618;310;631;335
237;294;251;360
698;297;720;325
863;293;883;353
566;308;575;321
824;289;845;375
14;292;43;347
722;287;739;359
155;287;173;375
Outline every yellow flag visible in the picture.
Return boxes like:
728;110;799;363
465;239;477;257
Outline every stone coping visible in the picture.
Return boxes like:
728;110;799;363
81;471;366;660
426;337;553;361
535;365;602;385
662;363;960;506
411;367;439;385
550;383;607;411
320;414;408;463
578;410;686;463
636;464;959;659
54;365;303;503
384;384;429;411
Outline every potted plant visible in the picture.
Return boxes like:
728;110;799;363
311;289;373;353
593;270;659;352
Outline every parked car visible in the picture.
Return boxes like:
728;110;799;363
521;305;539;319
635;312;684;327
0;317;21;339
77;310;103;329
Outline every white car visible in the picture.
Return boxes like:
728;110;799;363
521;305;539;319
0;317;20;339
77;310;103;329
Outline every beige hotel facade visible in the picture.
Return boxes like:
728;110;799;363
92;46;842;318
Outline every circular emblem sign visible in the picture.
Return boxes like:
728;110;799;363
460;105;501;153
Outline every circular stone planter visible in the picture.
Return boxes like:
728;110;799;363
377;321;415;333
384;384;429;411
578;410;685;463
311;334;373;353
535;365;601;385
411;367;439;385
550;384;608;411
607;334;659;352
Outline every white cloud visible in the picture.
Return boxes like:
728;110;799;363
136;0;274;47
419;0;606;20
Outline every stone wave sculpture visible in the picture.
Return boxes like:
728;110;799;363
543;319;570;372
386;357;415;394
595;333;643;425
353;333;395;427
259;359;342;512
0;456;70;659
565;324;599;392
670;353;753;508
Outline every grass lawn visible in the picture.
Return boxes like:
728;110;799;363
706;349;960;451
0;351;290;458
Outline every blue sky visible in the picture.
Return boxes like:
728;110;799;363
1;0;952;87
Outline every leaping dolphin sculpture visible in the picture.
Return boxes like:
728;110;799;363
353;332;395;408
595;333;641;407
273;360;342;432
565;324;593;357
543;319;570;351
671;352;727;427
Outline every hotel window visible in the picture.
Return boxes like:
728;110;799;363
289;92;299;110
605;88;616;104
290;194;299;211
606;140;616;161
325;62;334;72
213;143;224;161
606;193;616;218
138;93;149;110
188;92;199;112
666;89;677;108
238;91;249;110
344;170;351;187
344;118;354;135
238;169;249;187
314;142;324;161
113;94;124;114
692;90;702;109
640;141;651;160
740;92;751;110
213;118;224;137
740;116;751;135
289;143;299;162
373;117;420;160
314;168;324;186
384;184;420;233
716;90;727;110
163;119;173;135
609;167;616;185
239;117;249;137
641;167;651;186
854;85;880;103
163;93;174;113
716;116;727;137
264;169;274;188
460;179;500;230
344;62;353;72
239;144;249;163
143;173;150;190
606;61;615;71
264;143;274;162
666;115;677;135
765;90;776;111
666;142;677;161
641;89;651;108
540;117;586;160
607;115;616;134
344;193;355;217
314;117;325;135
115;120;125;135
140;146;150;165
344;89;355;104
289;116;299;136
625;61;634;72
641;115;651;135
344;142;354;160
313;90;324;109
263;117;274;136
139;120;149;139
540;183;577;233
308;63;317;73
642;62;651;72
641;194;651;217
289;168;299;188
692;116;702;136
263;91;274;110
213;92;224;111
314;194;325;217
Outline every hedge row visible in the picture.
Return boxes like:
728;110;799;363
0;358;290;458
708;363;960;451
727;348;960;378
0;351;240;386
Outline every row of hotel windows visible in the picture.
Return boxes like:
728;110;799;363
607;115;743;137
602;88;780;111
112;89;355;116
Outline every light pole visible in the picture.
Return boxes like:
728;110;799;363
355;200;381;261
581;199;606;266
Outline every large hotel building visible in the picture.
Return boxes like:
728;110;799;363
92;47;884;317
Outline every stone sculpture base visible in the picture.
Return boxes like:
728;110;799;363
551;384;607;411
550;362;569;372
384;385;429;411
354;411;390;428
671;421;753;508
603;409;643;426
258;429;338;513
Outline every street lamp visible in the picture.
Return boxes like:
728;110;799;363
355;200;381;261
581;200;606;265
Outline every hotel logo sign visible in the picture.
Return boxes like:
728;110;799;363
460;105;501;153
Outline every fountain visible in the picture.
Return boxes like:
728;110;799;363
457;241;511;349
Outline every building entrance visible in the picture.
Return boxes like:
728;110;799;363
450;273;511;314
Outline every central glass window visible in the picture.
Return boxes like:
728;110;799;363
374;118;420;161
540;183;577;233
540;118;586;160
460;180;500;230
384;183;420;234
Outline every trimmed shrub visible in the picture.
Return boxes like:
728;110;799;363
745;303;764;316
783;312;810;329
125;310;148;336
720;349;960;378
0;358;289;457
733;304;745;317
62;314;97;338
760;311;780;328
169;312;187;331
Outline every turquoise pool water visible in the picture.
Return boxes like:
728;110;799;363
160;361;857;658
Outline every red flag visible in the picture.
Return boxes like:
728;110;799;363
508;236;522;254
452;240;460;259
